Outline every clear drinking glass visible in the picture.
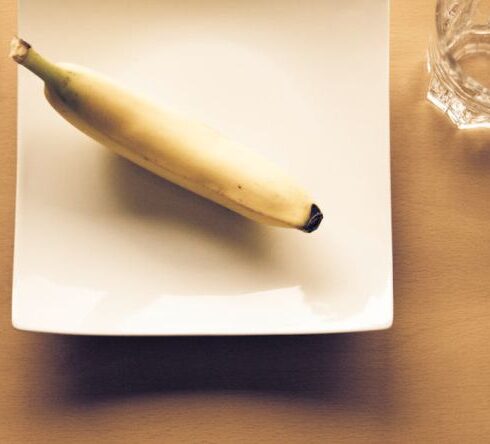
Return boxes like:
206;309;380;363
427;0;490;129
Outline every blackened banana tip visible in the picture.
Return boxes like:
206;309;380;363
302;204;323;233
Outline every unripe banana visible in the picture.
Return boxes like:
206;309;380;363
10;37;323;232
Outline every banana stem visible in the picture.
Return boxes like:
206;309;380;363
10;36;63;84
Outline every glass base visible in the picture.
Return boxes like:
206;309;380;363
427;75;490;129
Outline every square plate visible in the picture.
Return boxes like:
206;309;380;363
13;0;392;335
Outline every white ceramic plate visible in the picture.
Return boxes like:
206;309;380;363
13;0;392;335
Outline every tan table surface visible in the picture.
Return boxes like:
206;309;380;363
1;1;490;442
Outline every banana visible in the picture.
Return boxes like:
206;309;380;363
10;37;323;232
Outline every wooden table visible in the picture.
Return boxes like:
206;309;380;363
1;1;489;442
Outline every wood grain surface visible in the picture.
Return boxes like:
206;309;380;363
1;1;489;442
